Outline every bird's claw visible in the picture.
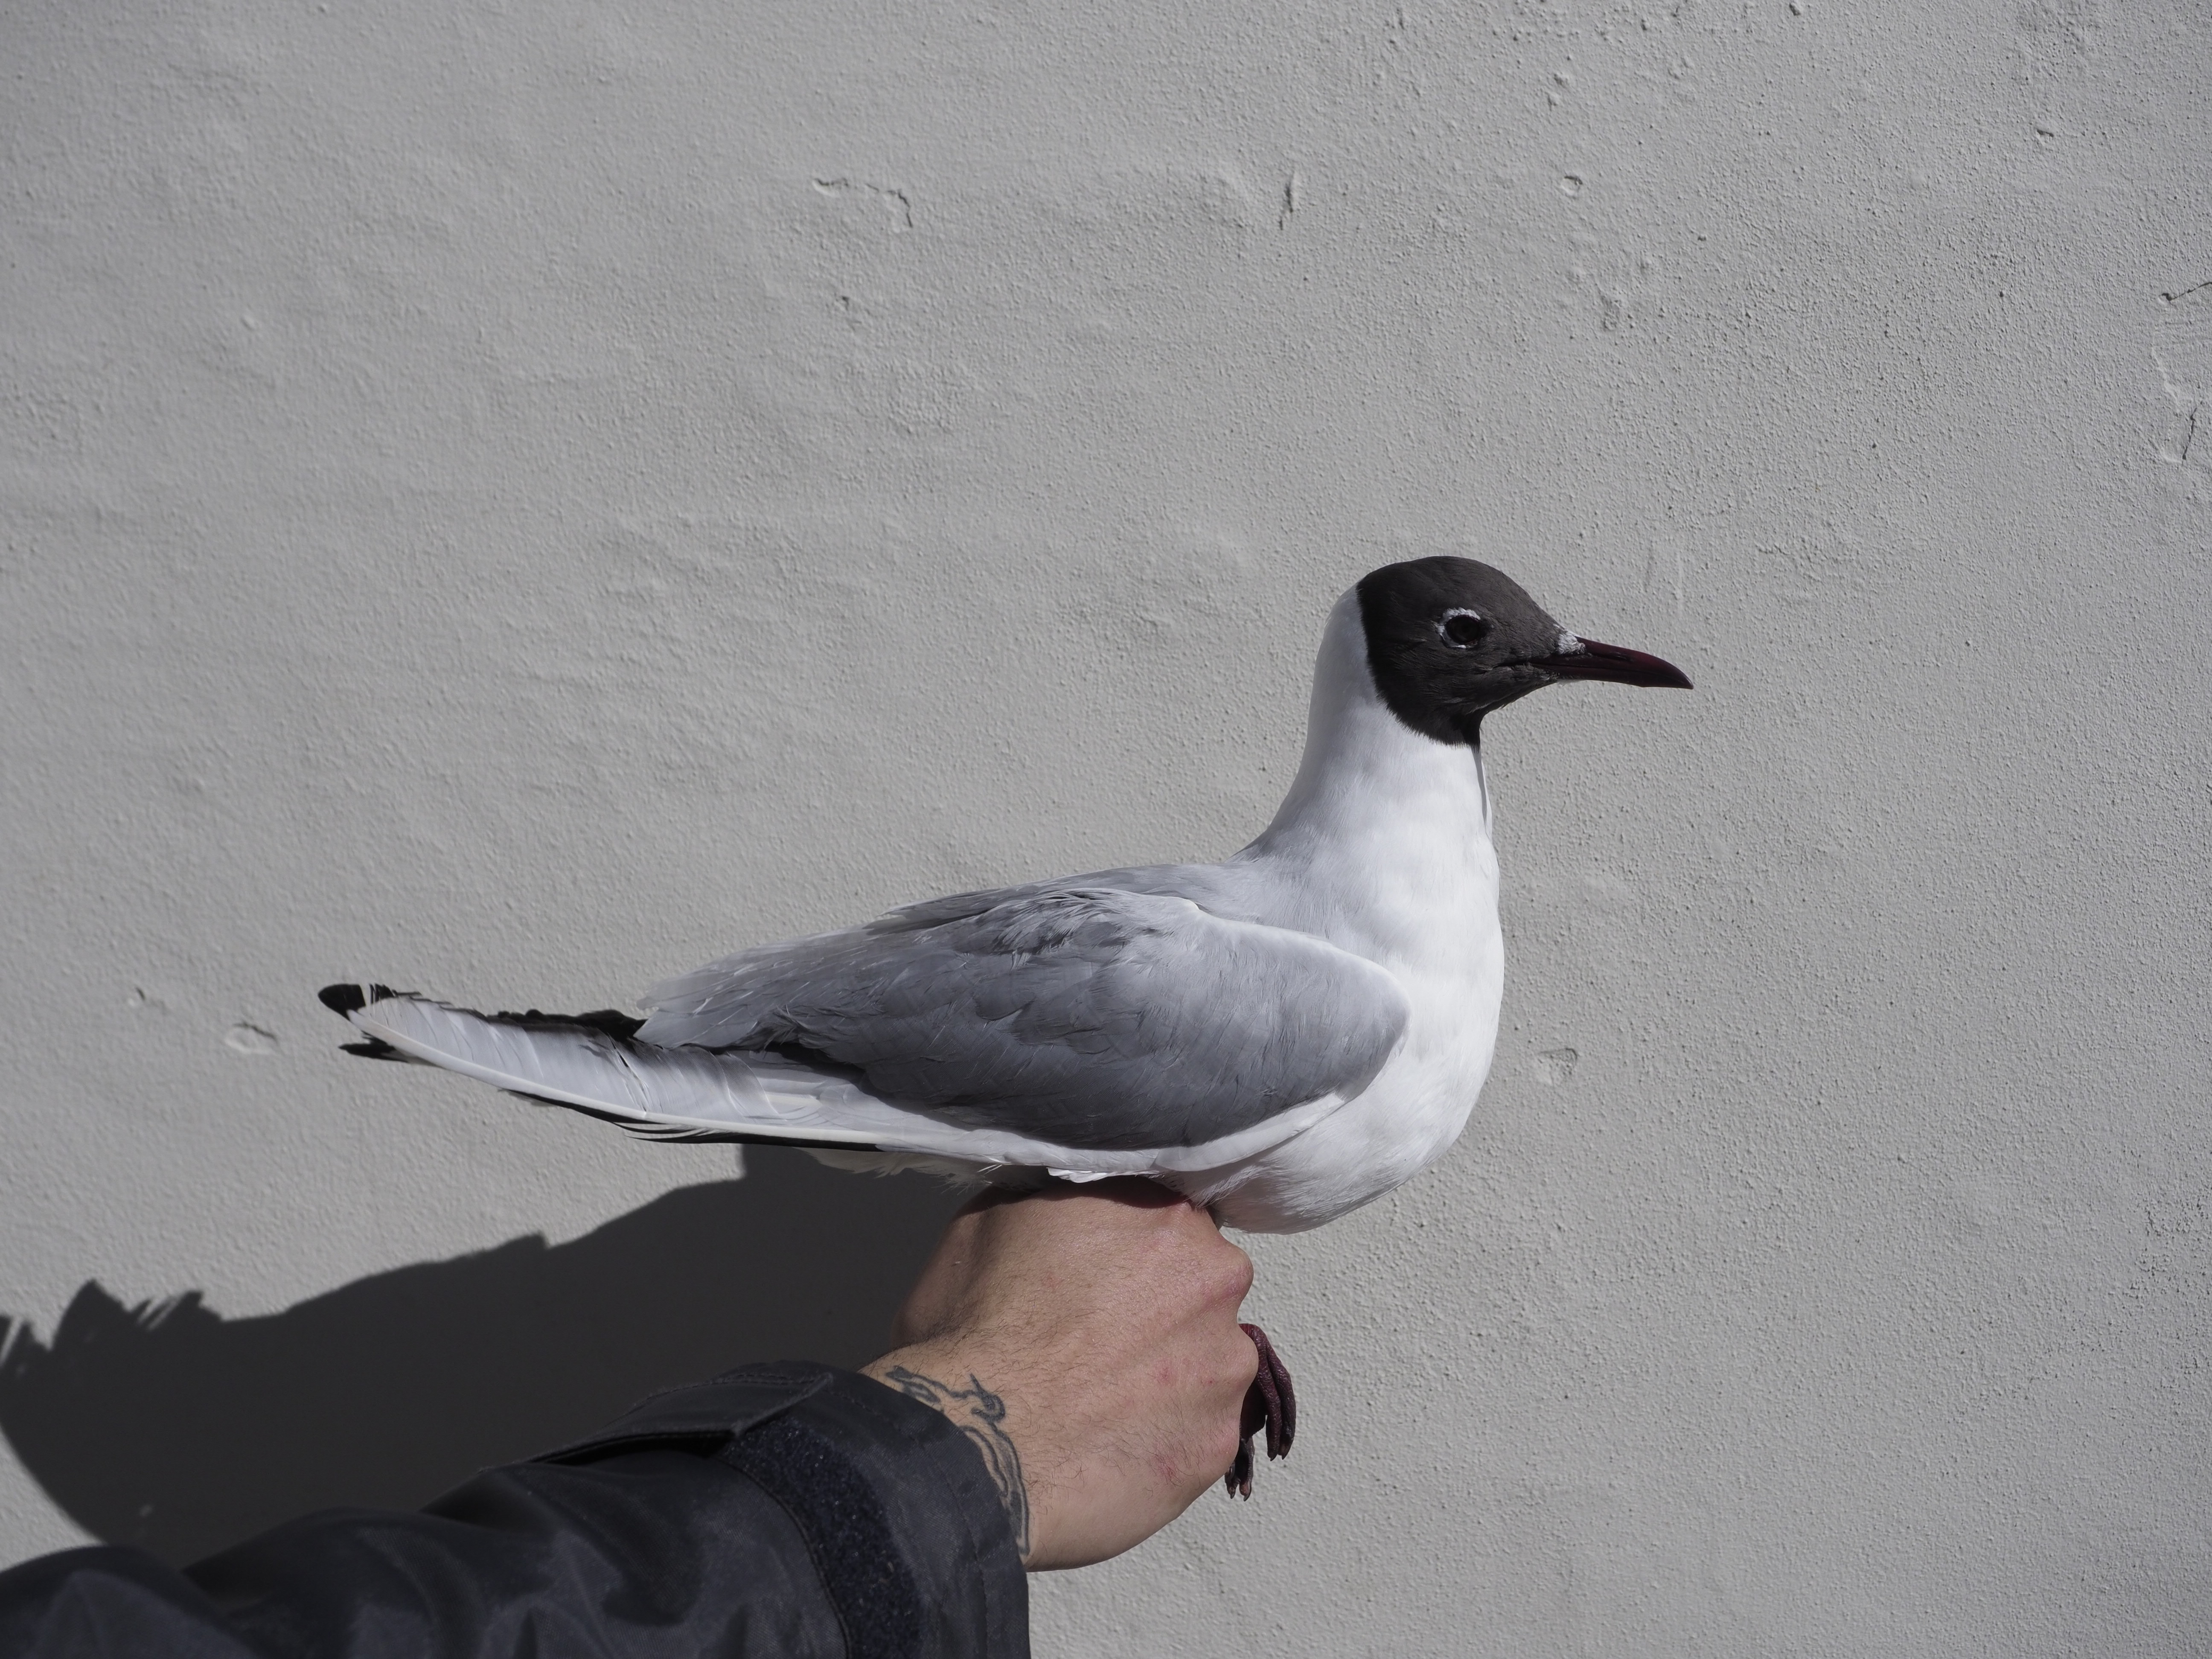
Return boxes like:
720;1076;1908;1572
1225;1322;1296;1499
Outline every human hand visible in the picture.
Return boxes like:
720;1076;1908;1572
862;1180;1259;1571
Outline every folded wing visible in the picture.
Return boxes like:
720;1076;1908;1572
638;881;1409;1151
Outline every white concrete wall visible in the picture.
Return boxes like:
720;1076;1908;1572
4;0;2209;1649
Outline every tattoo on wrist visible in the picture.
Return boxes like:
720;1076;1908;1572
879;1366;1031;1557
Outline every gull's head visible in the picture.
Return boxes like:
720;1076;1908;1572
1355;556;1691;745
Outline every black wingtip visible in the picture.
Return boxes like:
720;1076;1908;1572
340;1038;407;1062
319;984;367;1017
320;982;406;1018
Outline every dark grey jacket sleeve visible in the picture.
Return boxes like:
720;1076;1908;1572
0;1363;1028;1659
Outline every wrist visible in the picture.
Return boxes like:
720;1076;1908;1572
864;1347;1038;1567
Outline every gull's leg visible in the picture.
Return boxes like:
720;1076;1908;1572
1224;1323;1298;1499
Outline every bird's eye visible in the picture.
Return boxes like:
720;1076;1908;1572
1438;610;1488;648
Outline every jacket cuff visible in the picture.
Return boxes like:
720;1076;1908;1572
539;1362;1028;1657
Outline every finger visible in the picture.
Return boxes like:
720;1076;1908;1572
887;1207;998;1344
1214;1240;1255;1306
1025;1176;1186;1216
953;1184;1031;1220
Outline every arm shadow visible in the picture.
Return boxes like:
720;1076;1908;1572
0;1148;965;1566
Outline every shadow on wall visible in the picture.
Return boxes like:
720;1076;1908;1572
0;1150;964;1567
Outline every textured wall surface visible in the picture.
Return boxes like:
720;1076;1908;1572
4;0;2209;1650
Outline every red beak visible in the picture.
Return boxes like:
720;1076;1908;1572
1537;637;1693;690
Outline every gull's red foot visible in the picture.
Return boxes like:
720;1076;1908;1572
1225;1322;1297;1499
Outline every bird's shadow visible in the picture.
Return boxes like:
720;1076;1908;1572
0;1150;964;1566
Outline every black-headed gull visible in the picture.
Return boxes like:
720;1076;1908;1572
324;555;1689;1228
321;556;1689;1486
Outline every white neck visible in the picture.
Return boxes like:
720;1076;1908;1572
1236;593;1496;948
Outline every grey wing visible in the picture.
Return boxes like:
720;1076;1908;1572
636;881;1408;1150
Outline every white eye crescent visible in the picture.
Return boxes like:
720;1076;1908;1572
1438;608;1488;648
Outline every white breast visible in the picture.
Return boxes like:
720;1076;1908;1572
1175;595;1507;1231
